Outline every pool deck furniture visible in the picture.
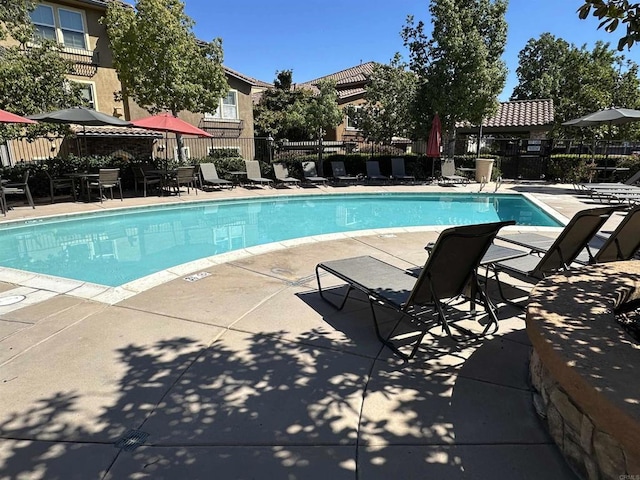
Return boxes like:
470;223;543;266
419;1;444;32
2;170;35;209
440;159;469;184
365;160;389;184
87;168;123;203
316;220;515;360
0;183;600;479
199;163;234;190
244;160;273;188
273;163;301;187
390;157;415;184
330;161;358;185
302;161;328;185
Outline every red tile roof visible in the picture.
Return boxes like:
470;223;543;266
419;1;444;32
72;125;162;138
303;62;376;86
477;99;554;128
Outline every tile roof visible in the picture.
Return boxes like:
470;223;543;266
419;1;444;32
462;99;555;129
223;66;272;88
302;62;376;87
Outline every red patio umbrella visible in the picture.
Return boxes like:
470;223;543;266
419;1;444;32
0;108;37;124
426;113;442;179
131;112;213;137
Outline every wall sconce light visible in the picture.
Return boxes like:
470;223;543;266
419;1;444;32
157;144;165;152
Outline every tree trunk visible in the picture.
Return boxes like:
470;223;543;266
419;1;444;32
176;132;185;164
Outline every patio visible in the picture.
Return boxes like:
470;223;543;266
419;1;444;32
0;181;618;479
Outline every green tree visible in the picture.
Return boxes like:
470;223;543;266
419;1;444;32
0;0;34;42
344;54;416;145
578;1;640;50
103;0;228;161
511;34;640;139
291;79;343;175
402;0;508;156
253;70;312;141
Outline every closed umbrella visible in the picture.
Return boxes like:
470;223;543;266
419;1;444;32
426;114;442;180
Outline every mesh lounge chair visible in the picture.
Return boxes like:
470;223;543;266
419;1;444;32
590;204;640;263
244;160;273;187
391;157;415;183
365;160;389;184
440;159;469;184
302;161;327;185
199;162;233;190
330;161;358;185
496;205;621;264
492;206;620;306
273;163;301;187
316;220;515;360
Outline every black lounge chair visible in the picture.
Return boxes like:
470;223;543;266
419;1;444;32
316;220;515;360
273;163;301;187
390;157;415;183
492;206;620;307
330;161;358;185
244;160;273;187
199;162;233;190
496;205;622;265
302;161;328;185
365;160;389;184
591;204;640;263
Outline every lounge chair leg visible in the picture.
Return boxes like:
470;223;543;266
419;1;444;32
369;299;426;361
492;267;526;311
316;264;354;310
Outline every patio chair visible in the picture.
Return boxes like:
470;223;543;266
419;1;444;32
492;206;621;306
302;161;328;185
167;166;197;196
330;161;358;185
132;164;162;197
2;170;35;209
440;159;469;184
273;163;301;187
390;157;415;183
45;170;76;203
590;204;640;263
199;162;233;190
87;168;123;203
315;220;515;360
496;205;621;264
244;160;273;187
365;160;389;184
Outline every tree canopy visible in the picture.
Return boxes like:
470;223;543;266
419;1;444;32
0;0;35;42
344;54;417;145
578;1;640;50
401;0;508;154
511;33;640;139
103;0;227;117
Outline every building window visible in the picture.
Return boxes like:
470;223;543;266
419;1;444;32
75;82;96;109
346;106;362;130
30;4;87;50
206;91;238;120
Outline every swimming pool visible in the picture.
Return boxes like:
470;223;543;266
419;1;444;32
0;193;561;287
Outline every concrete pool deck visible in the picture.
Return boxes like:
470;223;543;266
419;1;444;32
0;181;623;479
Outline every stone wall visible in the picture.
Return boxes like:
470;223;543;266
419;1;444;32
526;262;640;480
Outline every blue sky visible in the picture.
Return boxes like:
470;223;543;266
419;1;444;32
129;1;640;100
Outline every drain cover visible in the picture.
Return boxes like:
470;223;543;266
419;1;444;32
0;295;26;306
114;429;149;451
184;272;211;282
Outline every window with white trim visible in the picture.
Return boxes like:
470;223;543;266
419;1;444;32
30;4;87;50
75;82;96;109
346;106;362;129
205;91;238;120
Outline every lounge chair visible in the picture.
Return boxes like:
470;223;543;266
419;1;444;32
315;220;515;360
199;162;233;190
390;157;415;183
440;159;469;184
492;206;620;306
330;161;358;185
365;160;389;184
496;205;622;264
244;160;273;187
302;161;328;185
589;204;640;263
273;163;301;187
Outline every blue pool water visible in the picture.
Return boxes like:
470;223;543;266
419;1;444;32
0;193;561;286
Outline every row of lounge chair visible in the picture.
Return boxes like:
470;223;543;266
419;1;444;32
315;204;640;360
575;170;640;204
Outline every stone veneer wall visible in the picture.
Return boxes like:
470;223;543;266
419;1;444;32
526;262;640;480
